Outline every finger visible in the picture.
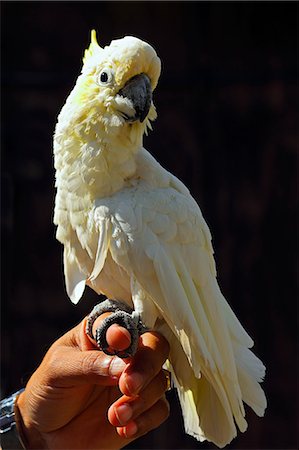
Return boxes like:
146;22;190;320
108;369;168;427
42;344;127;387
119;331;170;396
86;313;132;353
106;324;132;352
116;396;170;439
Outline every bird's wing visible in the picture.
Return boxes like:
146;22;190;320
61;206;110;304
100;180;252;360
90;179;264;441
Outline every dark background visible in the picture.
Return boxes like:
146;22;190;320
1;2;297;449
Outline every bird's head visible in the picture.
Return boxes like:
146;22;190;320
59;31;161;147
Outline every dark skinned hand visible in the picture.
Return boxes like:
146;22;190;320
16;312;170;449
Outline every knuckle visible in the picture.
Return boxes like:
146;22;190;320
81;352;101;376
135;395;146;411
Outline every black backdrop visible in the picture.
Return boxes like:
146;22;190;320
1;2;297;449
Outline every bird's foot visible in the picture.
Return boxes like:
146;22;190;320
86;299;146;358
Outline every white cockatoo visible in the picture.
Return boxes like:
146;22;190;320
53;31;266;447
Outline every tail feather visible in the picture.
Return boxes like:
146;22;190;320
161;324;239;448
159;316;266;448
234;343;267;417
176;381;237;448
138;238;266;448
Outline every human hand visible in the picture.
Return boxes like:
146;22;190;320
16;310;170;449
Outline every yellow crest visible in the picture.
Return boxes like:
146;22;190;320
83;30;102;64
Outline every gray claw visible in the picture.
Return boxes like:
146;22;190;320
86;299;147;358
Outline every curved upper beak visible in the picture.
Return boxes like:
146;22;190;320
118;73;152;123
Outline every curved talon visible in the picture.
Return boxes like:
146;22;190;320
86;299;147;358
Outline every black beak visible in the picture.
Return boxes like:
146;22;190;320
118;73;152;123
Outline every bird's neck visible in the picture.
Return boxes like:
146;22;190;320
54;121;144;201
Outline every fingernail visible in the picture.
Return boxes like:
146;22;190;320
108;357;126;377
124;421;138;438
115;403;132;426
124;372;143;395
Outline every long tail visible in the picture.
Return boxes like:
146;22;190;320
161;322;266;448
152;243;267;448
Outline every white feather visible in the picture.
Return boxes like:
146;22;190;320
53;34;266;447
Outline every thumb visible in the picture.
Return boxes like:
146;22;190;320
40;319;128;388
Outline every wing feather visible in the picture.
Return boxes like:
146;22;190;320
89;218;110;281
89;179;265;446
63;245;87;304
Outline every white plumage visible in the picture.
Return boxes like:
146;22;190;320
53;31;266;447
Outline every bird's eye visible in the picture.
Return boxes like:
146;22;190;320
100;72;108;83
97;68;114;86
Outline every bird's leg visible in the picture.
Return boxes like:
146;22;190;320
86;299;147;358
